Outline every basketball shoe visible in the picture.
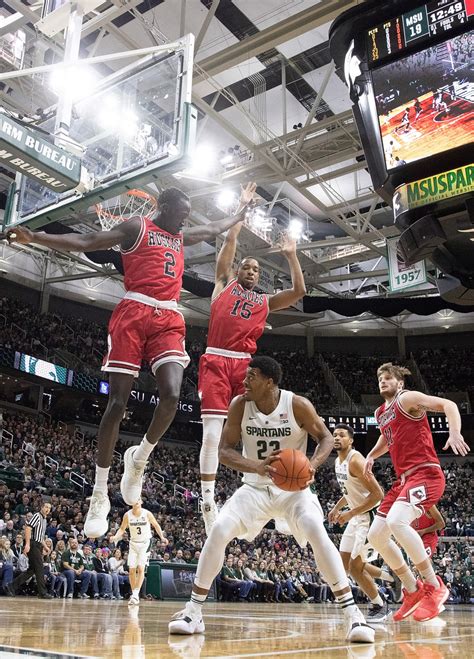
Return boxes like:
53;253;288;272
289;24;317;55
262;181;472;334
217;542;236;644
367;595;391;623
168;602;205;635
412;577;449;622
345;607;375;643
121;446;146;505
84;490;110;538
128;594;140;606
393;579;424;621
201;501;217;535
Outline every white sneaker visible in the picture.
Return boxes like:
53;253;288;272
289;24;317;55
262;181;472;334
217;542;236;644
121;446;146;505
201;501;217;535
128;594;140;606
345;607;375;644
169;602;205;635
84;491;110;538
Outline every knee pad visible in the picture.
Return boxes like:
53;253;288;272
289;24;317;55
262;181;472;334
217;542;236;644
386;502;419;534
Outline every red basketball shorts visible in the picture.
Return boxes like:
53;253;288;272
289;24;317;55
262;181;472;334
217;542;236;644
102;299;190;378
422;534;439;557
377;465;445;517
198;353;250;417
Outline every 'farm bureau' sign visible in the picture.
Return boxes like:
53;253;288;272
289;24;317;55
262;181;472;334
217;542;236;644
0;114;81;191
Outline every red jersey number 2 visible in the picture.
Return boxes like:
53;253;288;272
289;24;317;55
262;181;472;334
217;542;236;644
164;251;176;278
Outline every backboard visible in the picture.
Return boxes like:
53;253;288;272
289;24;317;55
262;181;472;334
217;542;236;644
5;34;196;230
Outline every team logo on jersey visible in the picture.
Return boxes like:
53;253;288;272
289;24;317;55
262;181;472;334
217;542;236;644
377;407;396;427
408;485;427;504
279;412;289;424
231;285;264;306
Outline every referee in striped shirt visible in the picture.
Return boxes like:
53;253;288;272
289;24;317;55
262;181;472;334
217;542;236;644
8;501;53;598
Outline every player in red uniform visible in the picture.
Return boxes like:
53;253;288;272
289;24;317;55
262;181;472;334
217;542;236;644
364;363;469;622
7;183;257;538
412;505;445;558
198;222;306;531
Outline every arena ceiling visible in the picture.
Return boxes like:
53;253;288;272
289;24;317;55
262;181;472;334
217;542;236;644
0;0;473;337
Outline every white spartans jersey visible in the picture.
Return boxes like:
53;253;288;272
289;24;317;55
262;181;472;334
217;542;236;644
335;449;375;510
241;390;307;488
127;508;152;543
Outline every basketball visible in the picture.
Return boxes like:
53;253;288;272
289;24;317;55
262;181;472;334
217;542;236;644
271;448;313;491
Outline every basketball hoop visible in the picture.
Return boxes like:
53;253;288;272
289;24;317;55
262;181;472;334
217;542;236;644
95;189;157;250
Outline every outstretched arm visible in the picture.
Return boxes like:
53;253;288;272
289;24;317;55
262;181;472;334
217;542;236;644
268;235;306;312
183;182;256;246
399;390;469;456
7;219;139;252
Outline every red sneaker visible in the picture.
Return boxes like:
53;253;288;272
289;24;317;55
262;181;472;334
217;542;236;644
393;579;424;621
413;577;449;622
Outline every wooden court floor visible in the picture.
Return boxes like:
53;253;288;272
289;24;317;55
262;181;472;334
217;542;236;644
0;599;472;658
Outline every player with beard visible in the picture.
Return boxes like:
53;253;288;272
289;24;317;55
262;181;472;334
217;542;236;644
365;363;469;622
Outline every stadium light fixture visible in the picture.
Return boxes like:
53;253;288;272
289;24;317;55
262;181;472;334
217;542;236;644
50;64;98;101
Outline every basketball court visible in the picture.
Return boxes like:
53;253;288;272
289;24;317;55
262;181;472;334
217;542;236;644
1;599;473;658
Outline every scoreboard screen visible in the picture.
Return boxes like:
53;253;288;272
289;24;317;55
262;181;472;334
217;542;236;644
368;0;474;63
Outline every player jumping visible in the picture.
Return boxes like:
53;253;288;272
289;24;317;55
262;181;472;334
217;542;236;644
329;423;392;622
7;183;257;538
170;356;375;644
365;363;469;622
199;222;306;532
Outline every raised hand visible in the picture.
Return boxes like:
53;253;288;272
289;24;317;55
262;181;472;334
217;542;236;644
238;181;257;208
275;231;297;257
5;226;34;245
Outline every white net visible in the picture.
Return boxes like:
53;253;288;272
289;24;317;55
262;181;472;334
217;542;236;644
95;189;157;250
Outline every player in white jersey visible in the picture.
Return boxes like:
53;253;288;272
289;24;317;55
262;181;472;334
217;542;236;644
112;499;167;605
329;424;392;622
169;356;374;644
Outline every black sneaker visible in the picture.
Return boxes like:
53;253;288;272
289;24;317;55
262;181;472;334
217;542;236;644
39;593;54;599
367;599;391;623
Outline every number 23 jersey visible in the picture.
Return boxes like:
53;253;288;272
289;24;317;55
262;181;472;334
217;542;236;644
207;279;269;353
121;216;184;300
242;390;307;487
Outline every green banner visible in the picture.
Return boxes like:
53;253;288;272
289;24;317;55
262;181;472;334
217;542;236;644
0;114;81;191
393;164;474;218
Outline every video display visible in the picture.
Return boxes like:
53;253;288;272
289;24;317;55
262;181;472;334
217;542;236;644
372;30;474;170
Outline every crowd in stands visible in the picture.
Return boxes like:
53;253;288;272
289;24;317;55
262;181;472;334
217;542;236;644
416;347;474;405
0;409;472;604
1;294;473;413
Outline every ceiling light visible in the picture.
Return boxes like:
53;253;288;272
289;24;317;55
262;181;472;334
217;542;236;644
217;189;237;209
288;218;303;240
190;144;216;174
50;64;98;102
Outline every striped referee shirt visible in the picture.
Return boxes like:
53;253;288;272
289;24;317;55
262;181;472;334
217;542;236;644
27;512;47;543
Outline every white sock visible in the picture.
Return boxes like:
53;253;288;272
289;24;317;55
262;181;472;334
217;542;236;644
132;588;140;597
371;594;384;606
134;435;155;463
94;466;110;494
419;564;438;588
397;565;418;593
381;569;394;583
190;591;207;614
201;480;215;504
335;591;357;613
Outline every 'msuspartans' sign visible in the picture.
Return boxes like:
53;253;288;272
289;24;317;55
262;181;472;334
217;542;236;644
0;114;81;191
393;164;474;218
